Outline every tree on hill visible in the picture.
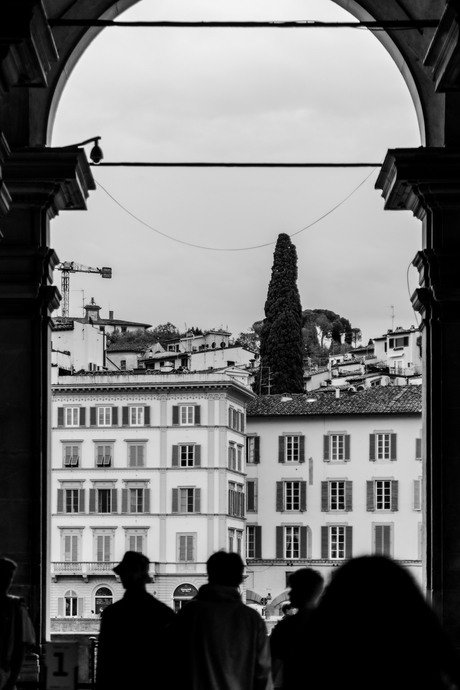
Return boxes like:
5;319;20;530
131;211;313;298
107;328;160;348
259;234;304;394
234;326;260;354
150;322;180;341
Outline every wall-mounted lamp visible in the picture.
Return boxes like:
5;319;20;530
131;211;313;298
63;136;104;164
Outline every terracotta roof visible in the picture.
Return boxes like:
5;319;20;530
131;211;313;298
247;385;421;417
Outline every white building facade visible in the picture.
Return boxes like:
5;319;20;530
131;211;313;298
50;371;254;638
245;386;422;616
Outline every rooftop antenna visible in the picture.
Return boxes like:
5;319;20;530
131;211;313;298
388;305;395;331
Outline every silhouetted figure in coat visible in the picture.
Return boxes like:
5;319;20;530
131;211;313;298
168;551;272;690
308;556;459;690
270;568;324;689
96;552;174;690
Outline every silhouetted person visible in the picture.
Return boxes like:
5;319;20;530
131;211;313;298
308;556;459;690
0;557;35;690
270;568;324;690
96;552;174;690
168;551;272;690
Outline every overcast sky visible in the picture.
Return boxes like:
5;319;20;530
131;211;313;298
51;0;421;344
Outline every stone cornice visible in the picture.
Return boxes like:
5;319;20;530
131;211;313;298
3;146;95;218
375;147;460;218
424;0;460;92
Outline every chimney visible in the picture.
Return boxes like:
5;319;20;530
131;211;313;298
109;310;114;320
335;388;340;399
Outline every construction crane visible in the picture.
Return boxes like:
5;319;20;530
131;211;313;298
56;261;112;317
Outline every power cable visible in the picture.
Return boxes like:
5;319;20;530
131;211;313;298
94;165;379;251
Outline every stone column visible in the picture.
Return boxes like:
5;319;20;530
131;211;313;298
0;145;94;641
376;147;460;646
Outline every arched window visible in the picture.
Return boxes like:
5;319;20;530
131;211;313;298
64;590;77;617
94;586;113;614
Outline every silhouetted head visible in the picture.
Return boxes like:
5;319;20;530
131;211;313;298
0;557;17;596
207;551;244;587
288;568;324;609
113;551;150;589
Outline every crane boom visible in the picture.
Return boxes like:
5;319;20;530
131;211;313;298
56;261;112;317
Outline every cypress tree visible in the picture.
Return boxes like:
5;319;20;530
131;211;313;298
259;233;304;394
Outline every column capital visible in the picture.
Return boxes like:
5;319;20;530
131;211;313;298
375;147;460;218
424;0;460;92
3;146;96;219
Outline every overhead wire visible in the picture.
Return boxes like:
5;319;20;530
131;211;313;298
94;165;379;252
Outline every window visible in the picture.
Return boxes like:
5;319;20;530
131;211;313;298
246;436;260;464
323;434;350;462
120;360;127;370
63;444;80;467
228;407;244;432
128;443;145;468
95;533;113;562
321;526;353;560
275;526;308;559
57;407;85;428
94;586;113;614
61;531;81;562
246;525;262;559
57;487;84;514
172;444;201;467
246;479;257;512
122;406;150;427
236;530;242;556
413;479;422;511
228;528;235;552
370;433;397;461
58;590;83;617
228;482;244;517
389;336;409;348
366;480;398;511
373;524;393;557
177;534;196;562
278;436;305;463
276;481;307;512
321;481;352;512
126;530;147;553
98;407;112;427
172;488;201;513
89;487;118;514
95;444;113;467
90;406;118;427
228;443;236;470
415;437;422;461
122;486;150;513
172;405;201;426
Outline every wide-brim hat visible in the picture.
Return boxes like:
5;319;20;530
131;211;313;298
113;551;149;574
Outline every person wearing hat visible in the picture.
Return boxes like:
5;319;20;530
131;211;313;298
96;552;175;690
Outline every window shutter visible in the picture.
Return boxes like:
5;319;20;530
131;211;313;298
228;446;232;468
90;407;97;426
194;488;201;513
186;535;194;561
77;598;84;616
194;406;201;425
79;489;85;513
138;445;145;467
383;525;391;556
57;408;64;427
144;406;150;426
129;446;136;468
321;482;328;512
89;489;96;513
323;436;330;462
309;457;313;485
278;437;285;463
254;436;260;464
415;438;422;461
172;406;179;425
172;488;178;513
129;535;136;551
240;412;245;433
121;489;128;513
122;407;129;426
71;535;78;561
391;481;399;511
345;526;353;559
300;481;307;511
299;436;305;463
195;445;201;467
300;526;307;558
254;526;262;558
344;435;350;461
79;407;86;427
57;489;64;513
375;525;383;554
275;526;284;558
172;446;179;467
390;433;397;461
413;479;422;511
369;434;376;461
178;536;186;561
228;408;232;428
104;536;111;561
345;481;353;511
247;481;255;512
57;598;64;617
366;481;375;511
97;535;103;561
112;407;118;426
144;489;150;513
111;489;118;513
276;482;284;511
321;526;328;559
